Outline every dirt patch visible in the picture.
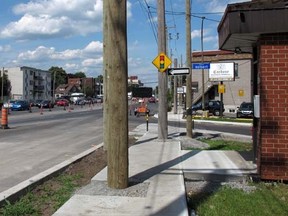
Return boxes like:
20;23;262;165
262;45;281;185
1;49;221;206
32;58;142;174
0;136;138;216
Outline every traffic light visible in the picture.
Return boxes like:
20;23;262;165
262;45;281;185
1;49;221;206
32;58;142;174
159;54;165;70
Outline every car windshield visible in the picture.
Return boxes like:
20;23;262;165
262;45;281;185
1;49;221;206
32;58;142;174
15;101;24;104
241;103;253;109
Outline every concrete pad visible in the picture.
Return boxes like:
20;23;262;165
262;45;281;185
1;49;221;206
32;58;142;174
53;195;147;216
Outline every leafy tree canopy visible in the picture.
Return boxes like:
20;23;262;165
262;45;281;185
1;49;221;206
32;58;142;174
49;66;68;89
74;72;86;78
96;75;103;83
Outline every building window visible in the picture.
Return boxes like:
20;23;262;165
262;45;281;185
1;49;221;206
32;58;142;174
192;82;199;93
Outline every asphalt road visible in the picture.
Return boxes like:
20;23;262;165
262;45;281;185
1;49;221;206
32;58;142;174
0;105;105;193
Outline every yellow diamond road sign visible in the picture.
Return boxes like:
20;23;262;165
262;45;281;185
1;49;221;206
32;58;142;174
152;52;172;72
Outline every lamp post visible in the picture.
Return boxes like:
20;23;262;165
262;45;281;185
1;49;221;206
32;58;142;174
201;17;205;111
1;67;4;101
53;71;56;103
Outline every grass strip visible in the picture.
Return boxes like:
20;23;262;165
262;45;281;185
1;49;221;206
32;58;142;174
189;183;288;216
0;174;82;216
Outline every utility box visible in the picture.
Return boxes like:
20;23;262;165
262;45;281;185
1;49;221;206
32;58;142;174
203;110;209;118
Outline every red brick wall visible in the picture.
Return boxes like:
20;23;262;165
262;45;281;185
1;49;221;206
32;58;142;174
258;33;288;181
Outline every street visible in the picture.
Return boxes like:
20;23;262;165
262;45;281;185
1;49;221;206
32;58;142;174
0;103;251;193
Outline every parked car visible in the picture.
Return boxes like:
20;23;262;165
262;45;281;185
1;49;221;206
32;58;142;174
56;99;69;106
11;100;30;111
38;100;54;109
84;97;93;104
148;97;156;103
3;100;17;108
95;96;103;103
237;102;254;118
75;99;86;105
191;100;225;116
34;99;43;107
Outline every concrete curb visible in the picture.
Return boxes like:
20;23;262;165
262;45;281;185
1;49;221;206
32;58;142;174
0;144;103;207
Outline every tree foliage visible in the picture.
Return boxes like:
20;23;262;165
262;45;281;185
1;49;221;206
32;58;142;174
96;75;103;83
49;67;67;89
74;72;86;78
0;73;11;101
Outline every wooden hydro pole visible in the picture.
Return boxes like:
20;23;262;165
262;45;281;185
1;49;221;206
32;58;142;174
186;0;193;138
157;0;168;140
103;0;129;189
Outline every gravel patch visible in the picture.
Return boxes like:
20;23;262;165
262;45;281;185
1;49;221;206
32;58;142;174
76;180;150;197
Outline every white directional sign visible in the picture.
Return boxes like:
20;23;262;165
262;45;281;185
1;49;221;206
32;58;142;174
168;68;190;76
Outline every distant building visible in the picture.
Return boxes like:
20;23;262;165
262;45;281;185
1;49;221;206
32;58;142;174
68;77;96;96
191;50;252;112
128;76;144;86
6;66;52;101
54;84;81;98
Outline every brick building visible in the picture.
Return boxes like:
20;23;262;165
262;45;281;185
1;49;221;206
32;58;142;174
68;77;96;96
218;0;288;181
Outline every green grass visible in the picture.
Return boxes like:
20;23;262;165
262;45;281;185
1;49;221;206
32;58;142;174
198;138;253;151
0;174;82;216
188;183;288;216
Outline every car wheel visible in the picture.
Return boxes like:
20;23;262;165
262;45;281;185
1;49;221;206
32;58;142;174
214;110;220;116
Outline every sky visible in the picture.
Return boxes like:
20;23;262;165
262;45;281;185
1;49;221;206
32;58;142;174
0;0;246;88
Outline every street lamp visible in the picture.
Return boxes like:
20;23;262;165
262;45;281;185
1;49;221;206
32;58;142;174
53;71;56;103
201;17;205;111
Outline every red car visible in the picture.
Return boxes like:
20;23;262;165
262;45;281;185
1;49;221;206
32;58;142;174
56;99;69;106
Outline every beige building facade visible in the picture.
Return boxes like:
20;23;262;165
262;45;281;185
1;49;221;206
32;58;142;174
191;50;252;112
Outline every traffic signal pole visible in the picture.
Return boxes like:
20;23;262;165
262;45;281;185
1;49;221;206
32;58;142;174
157;0;168;140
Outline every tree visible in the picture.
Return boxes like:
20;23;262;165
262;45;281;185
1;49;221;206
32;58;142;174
84;86;94;97
0;73;11;101
74;72;86;78
49;67;68;95
96;75;103;83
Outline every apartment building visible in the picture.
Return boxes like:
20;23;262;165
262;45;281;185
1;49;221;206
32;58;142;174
6;66;52;101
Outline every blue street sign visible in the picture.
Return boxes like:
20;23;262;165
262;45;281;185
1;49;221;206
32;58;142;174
192;63;210;69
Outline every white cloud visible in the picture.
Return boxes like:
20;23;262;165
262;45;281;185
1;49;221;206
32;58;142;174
201;0;246;13
18;46;55;61
0;45;11;52
83;41;103;53
82;57;103;67
204;35;218;43
1;0;132;40
1;14;77;39
16;40;103;62
13;0;103;20
52;49;82;60
191;28;211;39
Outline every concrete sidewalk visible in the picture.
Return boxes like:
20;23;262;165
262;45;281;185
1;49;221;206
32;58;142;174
53;119;256;215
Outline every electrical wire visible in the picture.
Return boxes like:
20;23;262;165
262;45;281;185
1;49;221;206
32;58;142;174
137;0;158;43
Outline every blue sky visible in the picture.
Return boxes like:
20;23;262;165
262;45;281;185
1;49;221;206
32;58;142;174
0;0;245;87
